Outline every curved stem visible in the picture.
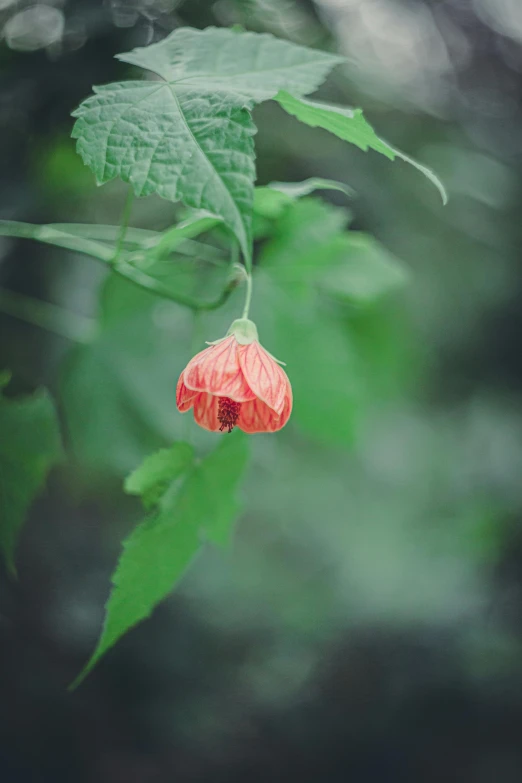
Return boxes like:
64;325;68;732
229;240;253;320
241;271;253;319
0;288;97;343
113;188;135;263
112;259;235;311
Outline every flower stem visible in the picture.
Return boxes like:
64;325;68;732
241;271;253;319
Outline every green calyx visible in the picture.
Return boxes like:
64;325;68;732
226;318;259;345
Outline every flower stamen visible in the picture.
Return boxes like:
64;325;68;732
218;396;241;433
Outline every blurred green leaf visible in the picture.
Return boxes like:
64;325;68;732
258;197;351;289
0;385;62;574
125;442;194;509
253;177;353;221
259;277;362;445
269;176;354;200
253;188;294;220
0;370;12;389
275;91;447;203
258;198;406;302
60;278;187;479
321;232;409;304
255;196;408;444
72;433;249;686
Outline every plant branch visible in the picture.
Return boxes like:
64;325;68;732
0;288;97;343
113;188;135;263
0;219;234;312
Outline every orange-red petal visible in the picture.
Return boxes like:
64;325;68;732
176;375;198;412
183;335;256;402
193;392;221;431
238;390;292;433
238;341;290;415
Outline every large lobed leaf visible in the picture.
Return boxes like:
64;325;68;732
0;377;62;574
72;434;249;686
72;27;343;266
117;26;344;105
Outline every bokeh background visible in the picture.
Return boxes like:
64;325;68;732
2;0;522;781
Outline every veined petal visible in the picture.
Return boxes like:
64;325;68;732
184;335;256;402
193;392;221;432
239;341;289;415
238;391;292;433
176;375;198;412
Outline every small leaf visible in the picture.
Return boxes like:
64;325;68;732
383;143;449;206
253;187;294;220
71;432;249;686
268;177;355;200
124;442;194;509
253;178;353;220
275;91;447;203
72;27;343;267
275;90;394;157
0;387;62;574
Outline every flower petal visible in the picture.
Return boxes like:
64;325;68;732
184;335;256;402
176;374;198;412
238;341;290;414
238;391;292;433
193;392;221;432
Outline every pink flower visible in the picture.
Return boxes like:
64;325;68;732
176;319;292;434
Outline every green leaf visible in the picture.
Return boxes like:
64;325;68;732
258;197;352;288
256;273;362;445
124;442;194;509
268;177;355;200
0;386;62;574
275;91;447;204
71;432;249;686
253;177;353;220
196;433;249;549
116;27;343;104
72;27;343;267
73;81;256;267
60;277;191;478
253;187;294;220
255;197;408;444
275;90;394;157
258;197;407;302
320;232;409;304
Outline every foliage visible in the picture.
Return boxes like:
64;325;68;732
0;374;62;574
72;434;248;686
71;26;444;267
0;24;447;682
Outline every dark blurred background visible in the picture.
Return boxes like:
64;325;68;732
2;0;522;781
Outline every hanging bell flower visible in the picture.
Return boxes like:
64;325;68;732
176;318;292;434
